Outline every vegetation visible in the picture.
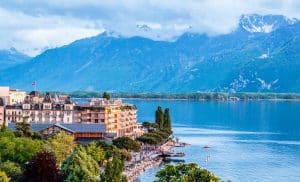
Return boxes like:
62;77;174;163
0;130;44;164
15;120;32;137
47;132;76;165
0;161;22;182
0;123;131;182
85;142;105;165
113;137;141;152
155;163;220;182
61;146;100;182
68;91;300;100
163;108;171;130
155;106;164;129
21;151;62;182
0;171;9;182
100;153;127;182
102;91;111;100
138;106;172;145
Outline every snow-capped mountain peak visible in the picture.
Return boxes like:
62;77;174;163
239;14;299;33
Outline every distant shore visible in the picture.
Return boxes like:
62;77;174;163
62;91;300;101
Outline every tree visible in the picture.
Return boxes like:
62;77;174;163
0;161;22;182
102;92;111;100
61;146;100;182
85;142;105;165
47;132;76;165
0;135;44;164
15;118;32;137
113;137;141;152
0;171;9;182
101;153;127;182
155;163;219;182
163;108;171;130
21;151;62;182
155;106;164;129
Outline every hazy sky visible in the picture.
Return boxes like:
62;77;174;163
1;0;300;56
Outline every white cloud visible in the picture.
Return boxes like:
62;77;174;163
0;0;300;56
0;7;104;56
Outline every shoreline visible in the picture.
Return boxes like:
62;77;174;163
122;98;300;102
124;140;180;182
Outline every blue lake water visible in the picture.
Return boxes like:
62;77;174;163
123;100;300;182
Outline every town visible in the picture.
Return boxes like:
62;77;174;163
0;86;144;141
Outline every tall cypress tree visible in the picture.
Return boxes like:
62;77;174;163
163;108;171;130
155;106;164;129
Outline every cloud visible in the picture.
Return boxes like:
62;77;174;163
0;7;104;56
0;0;300;56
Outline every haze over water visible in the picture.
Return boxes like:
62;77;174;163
124;100;300;182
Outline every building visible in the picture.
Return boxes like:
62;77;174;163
8;123;107;141
75;98;143;138
0;86;26;105
5;92;75;124
0;98;4;125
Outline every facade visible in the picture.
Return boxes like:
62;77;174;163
2;87;143;139
0;98;4;125
75;98;143;138
5;92;74;124
0;86;26;105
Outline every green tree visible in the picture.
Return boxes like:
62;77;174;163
155;106;164;129
0;136;44;164
61;146;100;182
21;151;62;182
47;132;76;165
155;163;219;182
102;92;111;100
0;171;9;182
0;161;22;182
113;137;141;152
163;108;171;130
15;118;32;137
85;142;105;165
101;153;127;182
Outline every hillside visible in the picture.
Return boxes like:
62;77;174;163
0;48;31;70
0;14;299;92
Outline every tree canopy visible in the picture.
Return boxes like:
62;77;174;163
15;119;32;137
155;163;219;182
101;153;127;182
61;146;100;182
113;136;141;152
21;151;62;182
0;134;44;164
0;171;9;182
47;132;76;165
155;106;164;129
102;92;111;100
0;161;22;182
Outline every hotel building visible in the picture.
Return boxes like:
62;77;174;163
75;98;143;138
5;92;74;124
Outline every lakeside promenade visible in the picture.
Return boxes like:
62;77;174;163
124;140;185;182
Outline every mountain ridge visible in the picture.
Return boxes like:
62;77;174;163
0;14;299;92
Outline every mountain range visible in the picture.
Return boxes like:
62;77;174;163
0;14;299;93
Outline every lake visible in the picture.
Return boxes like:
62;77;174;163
123;100;300;182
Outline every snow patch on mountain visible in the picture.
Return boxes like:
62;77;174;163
257;78;279;90
229;75;250;92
